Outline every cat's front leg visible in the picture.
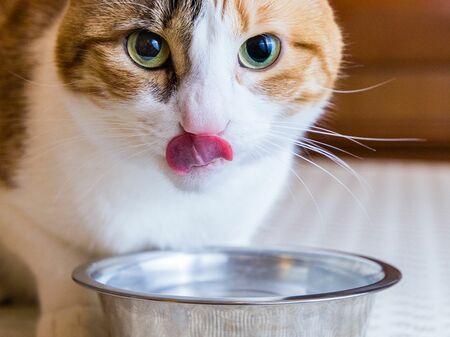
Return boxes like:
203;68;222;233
2;214;109;337
34;251;108;337
32;241;108;337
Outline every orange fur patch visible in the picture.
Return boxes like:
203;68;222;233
56;0;201;102
235;0;250;32
228;0;343;105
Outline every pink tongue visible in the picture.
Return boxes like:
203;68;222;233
166;133;233;175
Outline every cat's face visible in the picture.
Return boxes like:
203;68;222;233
56;0;342;189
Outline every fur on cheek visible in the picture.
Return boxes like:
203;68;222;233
256;53;331;105
224;0;343;106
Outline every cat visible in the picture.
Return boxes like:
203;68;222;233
0;0;342;336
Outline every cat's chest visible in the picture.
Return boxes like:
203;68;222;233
69;156;289;253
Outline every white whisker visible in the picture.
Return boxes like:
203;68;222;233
269;131;369;191
271;124;375;151
256;142;324;224
7;70;83;88
319;79;395;94
303;138;362;159
263;137;370;220
76;142;157;203
26;125;147;143
271;122;423;143
312;125;423;142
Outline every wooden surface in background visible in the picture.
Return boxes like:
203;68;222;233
331;0;450;63
313;0;450;157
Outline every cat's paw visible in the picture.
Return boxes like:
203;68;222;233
37;305;108;337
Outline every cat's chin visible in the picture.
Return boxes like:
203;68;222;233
165;161;233;192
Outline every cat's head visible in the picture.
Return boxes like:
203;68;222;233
56;0;342;189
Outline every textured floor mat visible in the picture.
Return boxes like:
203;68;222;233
257;159;450;337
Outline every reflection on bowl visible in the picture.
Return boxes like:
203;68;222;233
73;247;401;337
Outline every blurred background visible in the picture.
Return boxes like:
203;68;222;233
311;0;450;159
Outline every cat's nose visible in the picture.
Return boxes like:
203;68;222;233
180;116;229;136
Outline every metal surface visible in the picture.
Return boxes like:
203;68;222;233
73;247;401;337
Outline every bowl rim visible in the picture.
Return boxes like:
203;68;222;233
72;246;402;305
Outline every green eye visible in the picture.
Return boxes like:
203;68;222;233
127;30;170;69
239;34;281;70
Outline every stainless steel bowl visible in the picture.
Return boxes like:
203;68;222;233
73;247;401;337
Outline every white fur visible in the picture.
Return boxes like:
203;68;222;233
0;6;327;337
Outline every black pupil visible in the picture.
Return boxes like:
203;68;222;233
246;35;273;63
135;31;162;59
